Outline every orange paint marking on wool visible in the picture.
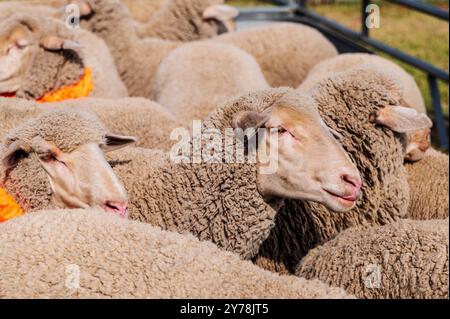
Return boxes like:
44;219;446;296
37;67;93;102
0;187;24;223
0;67;93;102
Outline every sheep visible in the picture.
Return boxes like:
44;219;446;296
253;66;434;274
106;87;365;260
0;209;353;299
298;53;429;162
0;14;128;101
135;0;239;41
69;0;338;96
151;41;269;124
0;97;183;151
405;148;449;220
0;1;60;21
295;219;449;299
0;109;137;220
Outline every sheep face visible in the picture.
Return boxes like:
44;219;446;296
1;111;136;218
0;23;36;95
233;95;362;213
201;4;239;36
0;15;84;100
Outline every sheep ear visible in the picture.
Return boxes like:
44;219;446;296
370;105;433;133
203;5;239;32
1;141;31;170
68;0;93;17
100;134;137;153
232;111;269;131
40;36;82;51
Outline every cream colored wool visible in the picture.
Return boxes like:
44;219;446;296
296;219;449;299
77;0;337;96
135;0;228;41
0;209;354;299
405;148;449;220
151;41;269;124
0;97;182;151
299;53;426;113
254;67;411;274
0;14;128;99
0;1;58;21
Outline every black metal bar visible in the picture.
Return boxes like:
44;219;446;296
237;7;295;21
361;0;370;37
388;0;449;21
294;7;449;82
428;75;449;150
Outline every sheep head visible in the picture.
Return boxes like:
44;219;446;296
1;110;137;218
0;14;85;100
230;89;362;213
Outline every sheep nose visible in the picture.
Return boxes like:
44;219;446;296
341;174;362;195
104;200;129;218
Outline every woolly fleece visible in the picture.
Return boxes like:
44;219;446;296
296;219;449;299
151;41;269;124
0;14;128;99
0;97;182;151
405;148;449;220
78;0;337;95
0;209;354;298
136;0;227;41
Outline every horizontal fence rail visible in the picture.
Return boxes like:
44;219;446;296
236;0;449;150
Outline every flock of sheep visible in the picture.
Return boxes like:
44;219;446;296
0;0;448;299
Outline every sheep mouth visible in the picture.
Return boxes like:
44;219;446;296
323;189;359;204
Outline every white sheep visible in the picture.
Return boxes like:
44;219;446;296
69;0;338;96
298;53;429;161
0;209;353;298
0;109;136;220
151;41;269;124
296;219;449;299
0;13;128;100
0;97;183;151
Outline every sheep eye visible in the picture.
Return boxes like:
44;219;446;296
277;127;287;135
39;153;57;162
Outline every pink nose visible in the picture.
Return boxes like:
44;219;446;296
341;174;363;195
104;200;129;218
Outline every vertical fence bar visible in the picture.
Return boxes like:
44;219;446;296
361;0;370;37
298;0;307;8
428;75;449;150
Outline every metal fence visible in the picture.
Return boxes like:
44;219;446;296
237;0;450;150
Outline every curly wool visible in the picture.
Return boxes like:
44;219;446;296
296;219;449;299
79;1;337;96
0;209;353;299
0;109;108;212
0;97;183;151
0;14;128;99
213;23;338;88
151;41;269;124
255;67;410;273
136;0;226;41
0;1;58;21
108;88;323;259
405;148;449;220
299;53;426;113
